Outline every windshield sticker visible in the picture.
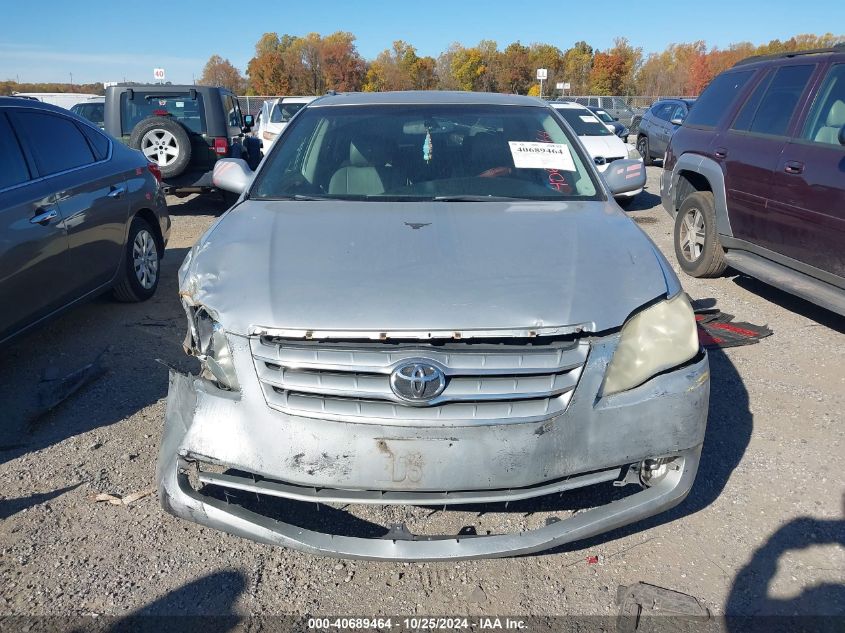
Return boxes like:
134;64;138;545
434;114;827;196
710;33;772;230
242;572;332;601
175;101;185;108
579;115;597;122
509;141;576;171
158;100;167;106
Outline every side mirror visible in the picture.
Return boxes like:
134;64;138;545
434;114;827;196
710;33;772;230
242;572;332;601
670;117;685;126
212;158;253;195
602;159;646;196
839;124;845;146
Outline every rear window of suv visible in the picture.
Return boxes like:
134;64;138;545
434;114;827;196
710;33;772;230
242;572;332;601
120;93;206;135
684;70;755;129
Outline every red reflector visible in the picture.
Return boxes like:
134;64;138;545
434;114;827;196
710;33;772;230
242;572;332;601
147;162;162;183
213;138;229;155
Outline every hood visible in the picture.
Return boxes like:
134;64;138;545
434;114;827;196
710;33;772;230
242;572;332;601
179;200;675;337
579;135;627;160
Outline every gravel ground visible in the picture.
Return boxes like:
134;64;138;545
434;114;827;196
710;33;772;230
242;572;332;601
1;169;843;621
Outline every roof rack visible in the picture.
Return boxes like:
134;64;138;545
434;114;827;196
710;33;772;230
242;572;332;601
734;43;844;67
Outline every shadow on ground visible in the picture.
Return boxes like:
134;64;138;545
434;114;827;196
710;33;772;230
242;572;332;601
731;274;845;334
0;245;194;466
725;511;845;632
622;189;662;212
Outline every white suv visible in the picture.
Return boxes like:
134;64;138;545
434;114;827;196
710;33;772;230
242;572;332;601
255;96;317;148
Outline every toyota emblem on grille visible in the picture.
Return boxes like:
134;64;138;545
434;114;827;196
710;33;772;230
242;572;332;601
390;361;447;404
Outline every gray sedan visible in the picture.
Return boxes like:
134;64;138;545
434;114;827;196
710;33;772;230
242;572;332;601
0;97;170;345
160;91;707;560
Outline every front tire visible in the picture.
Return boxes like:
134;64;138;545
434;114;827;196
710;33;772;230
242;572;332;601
637;136;652;166
673;191;727;278
113;217;161;302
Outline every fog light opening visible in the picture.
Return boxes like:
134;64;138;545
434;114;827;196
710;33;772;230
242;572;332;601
639;457;677;487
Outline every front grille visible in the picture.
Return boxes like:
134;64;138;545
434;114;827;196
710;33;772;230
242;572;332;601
250;337;589;425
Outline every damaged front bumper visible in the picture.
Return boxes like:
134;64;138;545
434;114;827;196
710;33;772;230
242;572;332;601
156;330;709;561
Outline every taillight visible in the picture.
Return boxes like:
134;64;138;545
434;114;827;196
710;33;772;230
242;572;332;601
147;162;162;183
213;137;229;156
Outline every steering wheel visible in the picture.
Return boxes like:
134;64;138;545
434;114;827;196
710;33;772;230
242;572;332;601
478;166;512;178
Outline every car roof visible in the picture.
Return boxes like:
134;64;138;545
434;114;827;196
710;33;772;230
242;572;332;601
281;96;317;103
0;96;73;113
108;84;231;94
734;45;845;69
310;91;547;107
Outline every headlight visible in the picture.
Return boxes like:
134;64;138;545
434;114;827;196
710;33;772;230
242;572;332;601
191;308;240;390
627;144;642;160
602;294;698;396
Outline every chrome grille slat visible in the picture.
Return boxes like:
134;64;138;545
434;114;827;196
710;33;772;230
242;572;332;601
256;363;582;403
252;338;585;376
251;337;588;425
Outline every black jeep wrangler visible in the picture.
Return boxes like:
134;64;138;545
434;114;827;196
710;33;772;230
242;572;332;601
104;84;260;195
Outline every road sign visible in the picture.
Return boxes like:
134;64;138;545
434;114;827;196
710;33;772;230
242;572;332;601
153;68;166;82
556;82;565;90
536;68;548;80
564;82;571;90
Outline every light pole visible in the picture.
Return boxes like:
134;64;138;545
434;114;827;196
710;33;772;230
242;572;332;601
69;72;73;88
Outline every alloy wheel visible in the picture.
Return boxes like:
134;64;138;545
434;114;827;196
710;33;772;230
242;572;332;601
133;229;159;289
141;129;180;167
679;207;706;262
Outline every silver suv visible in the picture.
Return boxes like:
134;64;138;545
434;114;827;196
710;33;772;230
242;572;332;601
157;91;708;560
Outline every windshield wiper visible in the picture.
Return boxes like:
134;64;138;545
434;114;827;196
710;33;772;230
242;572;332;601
432;195;523;202
291;194;337;201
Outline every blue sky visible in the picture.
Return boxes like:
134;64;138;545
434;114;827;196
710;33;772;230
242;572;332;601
1;0;843;85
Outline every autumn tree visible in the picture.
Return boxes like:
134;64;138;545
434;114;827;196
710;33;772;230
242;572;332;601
363;41;439;91
588;38;641;95
246;33;290;94
561;41;594;94
497;42;532;94
451;46;487;91
435;43;464;90
320;31;365;91
199;55;247;93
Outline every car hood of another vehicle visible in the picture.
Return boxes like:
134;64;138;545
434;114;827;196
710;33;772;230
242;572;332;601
179;199;677;337
579;134;628;159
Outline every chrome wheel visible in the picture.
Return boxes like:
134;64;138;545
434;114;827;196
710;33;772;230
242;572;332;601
133;229;158;290
141;129;180;167
679;207;706;262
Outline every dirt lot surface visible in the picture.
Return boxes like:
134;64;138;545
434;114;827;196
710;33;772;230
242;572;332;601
1;168;843;623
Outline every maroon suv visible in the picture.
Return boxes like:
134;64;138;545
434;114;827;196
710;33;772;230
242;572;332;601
660;44;845;316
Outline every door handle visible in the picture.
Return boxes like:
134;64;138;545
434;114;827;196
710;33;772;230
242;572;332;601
714;147;728;160
784;161;804;175
30;208;58;225
108;186;126;199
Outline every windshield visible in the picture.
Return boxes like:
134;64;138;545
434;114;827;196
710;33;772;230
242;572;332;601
593;109;614;123
250;104;599;201
271;102;307;123
553;107;612;136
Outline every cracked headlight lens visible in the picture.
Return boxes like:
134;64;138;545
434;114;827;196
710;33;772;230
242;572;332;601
602;293;698;396
193;308;240;390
